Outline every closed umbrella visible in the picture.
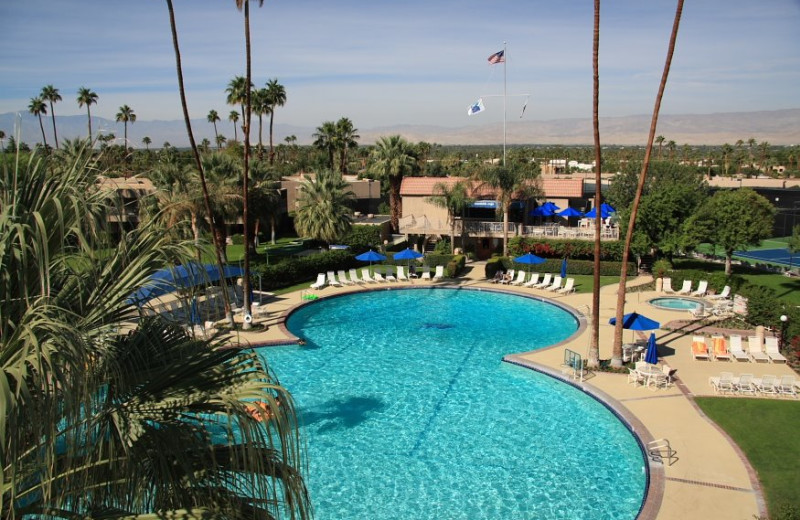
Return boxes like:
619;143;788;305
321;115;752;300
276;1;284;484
644;333;659;364
560;258;568;279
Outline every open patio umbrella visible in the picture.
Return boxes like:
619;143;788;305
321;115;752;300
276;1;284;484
529;205;554;217
356;249;387;270
393;247;424;271
543;201;561;211
644;333;659;364
514;252;545;274
557;207;583;218
609;312;661;343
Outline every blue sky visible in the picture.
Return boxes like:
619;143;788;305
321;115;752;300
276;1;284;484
1;0;798;130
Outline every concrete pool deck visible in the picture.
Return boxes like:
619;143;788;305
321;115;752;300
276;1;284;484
218;263;797;520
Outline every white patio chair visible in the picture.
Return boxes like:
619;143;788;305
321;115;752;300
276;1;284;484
676;280;692;295
349;268;363;284
420;266;432;281
764;336;787;363
734;373;757;395
662;277;674;293
708;285;731;300
337;270;354;285
546;276;563;291
747;336;769;363
510;271;528;286
310;273;326;290
533;273;552;289
397;265;411;282
499;269;515;284
523;273;540;288
728;335;750;362
432;265;445;281
778;375;798;398
690;280;708;297
709;372;735;394
557;278;575;294
361;268;376;283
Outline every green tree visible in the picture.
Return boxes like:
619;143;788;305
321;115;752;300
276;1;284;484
312;120;337;170
294;170;355;243
588;0;603;368
369;134;418;232
655;135;665;159
427;180;472;254
115;104;136;144
788;224;800;271
475;164;539;256
229;110;240;142
40;84;62;149
265;78;286;164
684;188;776;274
335;117;359;175
27;96;48;148
252;87;270;158
142;135;152;150
76;86;98;141
207;109;221;149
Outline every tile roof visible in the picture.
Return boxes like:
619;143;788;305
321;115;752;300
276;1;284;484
400;176;584;198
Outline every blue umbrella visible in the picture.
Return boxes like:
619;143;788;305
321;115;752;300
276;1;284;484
609;312;660;330
585;207;610;219
529;206;555;217
356;249;387;262
644;333;659;364
514;252;545;270
560;258;568;278
543;201;561;211
601;202;616;213
190;297;201;325
557;207;584;218
393;248;424;261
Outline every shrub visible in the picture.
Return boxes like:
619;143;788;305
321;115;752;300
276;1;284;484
508;236;626;261
341;225;382;252
446;254;466;277
651;259;672;278
485;257;505;279
738;283;779;327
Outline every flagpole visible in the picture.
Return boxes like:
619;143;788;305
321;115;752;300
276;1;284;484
503;41;507;167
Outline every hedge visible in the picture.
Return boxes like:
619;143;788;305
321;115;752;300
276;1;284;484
508;236;626;261
485;255;636;278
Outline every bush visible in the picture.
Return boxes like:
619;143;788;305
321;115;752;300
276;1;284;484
651;258;672;278
446;254;466;277
495;256;635;277
340;225;382;252
252;249;356;290
738;283;779;327
484;256;505;279
508;236;627;261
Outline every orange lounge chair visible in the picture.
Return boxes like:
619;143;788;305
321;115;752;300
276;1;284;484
691;335;710;360
712;335;731;361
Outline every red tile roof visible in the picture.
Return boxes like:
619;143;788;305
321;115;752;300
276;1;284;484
400;176;584;198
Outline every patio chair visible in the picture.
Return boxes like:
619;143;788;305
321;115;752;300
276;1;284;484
310;273;326;290
676;280;692;295
755;374;779;395
709;371;735;394
711;335;731;361
420;266;432;281
396;265;411;282
690;280;708;297
778;375;798;398
691;335;710;360
708;285;731;300
337;270;355;285
734;373;757;395
384;266;398;282
349;268;363;284
510;271;528;286
523;273;540;288
662;277;674;293
764;337;787;363
747;336;769;363
433;265;445;281
728;335;750;362
373;269;387;282
546;276;563;291
558;278;576;294
490;270;505;283
499;269;515;284
627;368;644;386
533;273;552;289
361;268;377;283
326;271;342;287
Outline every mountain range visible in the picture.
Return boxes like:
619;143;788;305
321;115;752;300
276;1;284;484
2;108;798;149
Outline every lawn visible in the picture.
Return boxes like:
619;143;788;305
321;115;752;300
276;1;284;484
694;397;800;518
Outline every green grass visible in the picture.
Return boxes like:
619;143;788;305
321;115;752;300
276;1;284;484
695;397;800;518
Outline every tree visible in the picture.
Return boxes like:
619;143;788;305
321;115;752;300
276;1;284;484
142;135;152;150
115;104;136;144
611;0;685;368
312;120;337;170
475;164;539;256
264;78;286;164
40;84;62;148
252;87;270;157
76;86;98;141
788;224;800;271
229;110;240;142
369;135;418;233
28;96;48;148
335;117;359;175
655;135;665;159
294;170;355;243
427;180;472;254
588;0;603;368
216;133;227;149
684;189;775;274
207;109;221;149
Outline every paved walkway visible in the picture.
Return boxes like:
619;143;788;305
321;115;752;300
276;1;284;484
217;261;799;520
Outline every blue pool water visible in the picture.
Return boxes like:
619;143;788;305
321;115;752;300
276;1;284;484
649;296;704;311
259;288;646;519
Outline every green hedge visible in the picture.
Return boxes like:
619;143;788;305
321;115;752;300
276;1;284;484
446;254;466;277
508;236;627;261
485;256;635;278
252;249;356;290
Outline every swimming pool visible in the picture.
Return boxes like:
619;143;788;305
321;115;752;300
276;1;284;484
649;296;705;311
259;288;647;519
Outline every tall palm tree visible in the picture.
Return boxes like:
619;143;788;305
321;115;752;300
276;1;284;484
252;87;271;158
475;164;538;256
587;0;603;368
216;134;227;149
207;109;221;149
427;180;472;254
264;78;286;164
312;120;338;170
611;0;685;367
27;96;48;148
164;0;234;326
1;147;309;519
142;135;152;150
655;135;665;159
115;104;136;144
335;117;359;175
40;84;62;149
229;110;240;142
369;134;418;233
294;170;355;242
76;86;98;141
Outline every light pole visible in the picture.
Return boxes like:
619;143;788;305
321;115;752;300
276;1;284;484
780;314;789;352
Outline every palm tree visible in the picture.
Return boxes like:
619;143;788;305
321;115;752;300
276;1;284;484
655;135;665;159
199;137;211;153
229;110;240;142
142;135;152;150
216;133;228;149
264;78;286;164
475;165;538;256
312;120;338;170
1;147;309;519
611;0;685;367
335;117;359;175
294;170;355;242
207;109;221;149
115;104;136;144
76;86;98;141
0;130;5;151
252;87;271;157
427;180;472;254
28;96;48;148
40;84;62;148
369;134;418;233
588;0;603;369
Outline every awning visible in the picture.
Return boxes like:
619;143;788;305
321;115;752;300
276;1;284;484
469;200;526;209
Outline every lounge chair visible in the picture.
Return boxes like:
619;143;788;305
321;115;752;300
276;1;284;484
764;336;787;363
557;278;576;294
361;268;376;283
747;336;769;363
373;270;387;283
690;280;708;297
509;271;527;286
728;335;750;362
523;273;540;288
778;375;798;398
397;265;411;282
433;265;445;281
691;335;710;360
384;266;398;282
690;306;711;319
490;270;505;283
533;273;552;289
709;371;735;394
676;280;692;295
349;268;363;284
337;270;355;285
500;269;515;284
662;277;674;293
546;276;563;291
310;273;326;290
734;373;756;395
711;335;731;361
708;285;731;300
420;266;432;281
326;271;342;287
755;374;779;395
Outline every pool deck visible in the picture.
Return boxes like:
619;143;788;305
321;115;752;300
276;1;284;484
217;262;799;520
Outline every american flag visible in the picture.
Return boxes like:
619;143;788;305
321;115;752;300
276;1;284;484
488;50;505;65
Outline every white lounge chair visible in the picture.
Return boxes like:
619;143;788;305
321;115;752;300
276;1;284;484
764;336;787;363
310;273;326;290
557;278;576;294
373;270;387;283
500;269;515;284
755;374;779;395
734;373;756;395
709;371;735;394
533;273;552;289
510;271;528;286
361;268;376;283
349;268;363;284
662;277;674;293
397;265;411;282
326;271;342;287
708;285;731;300
420;266;432;281
747;336;769;363
337;270;354;285
728;335;750;362
546;276;563;291
523;273;540;288
676;280;692;295
384;266;397;282
433;265;445;281
691;336;710;360
778;375;798;398
690;280;708;297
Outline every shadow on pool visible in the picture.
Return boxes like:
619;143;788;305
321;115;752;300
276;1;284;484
301;396;385;432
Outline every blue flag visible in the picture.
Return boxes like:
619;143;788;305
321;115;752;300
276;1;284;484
467;98;485;116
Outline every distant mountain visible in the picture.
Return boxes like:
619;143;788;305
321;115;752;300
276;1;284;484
2;109;799;148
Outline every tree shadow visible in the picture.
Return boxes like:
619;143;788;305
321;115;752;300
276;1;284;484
300;396;385;432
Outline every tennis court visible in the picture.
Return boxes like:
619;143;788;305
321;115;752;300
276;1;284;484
734;247;799;268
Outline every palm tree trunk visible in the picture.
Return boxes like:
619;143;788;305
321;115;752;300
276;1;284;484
390;176;402;233
213;122;219;150
241;0;253;327
165;0;234;325
269;112;275;164
49;102;59;149
37;114;48;149
587;0;602;368
87;106;92;141
258;113;264;159
611;0;684;367
124;122;128;144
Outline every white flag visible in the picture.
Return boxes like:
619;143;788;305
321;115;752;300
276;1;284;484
467;98;485;116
